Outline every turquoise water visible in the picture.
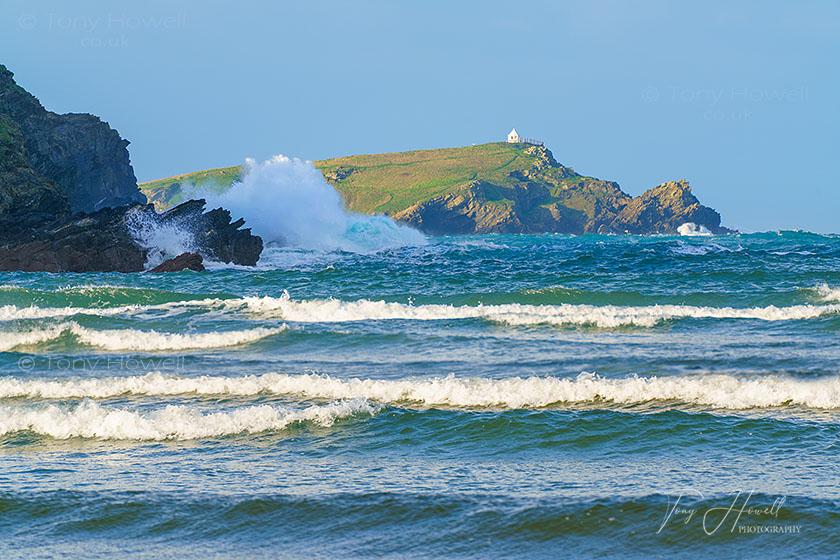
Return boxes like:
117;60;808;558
1;232;839;558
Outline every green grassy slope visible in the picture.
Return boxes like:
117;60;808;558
138;142;596;214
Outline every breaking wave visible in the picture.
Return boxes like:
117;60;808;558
814;284;840;303
68;324;286;351
237;294;840;328
126;209;198;269
0;326;68;352
2;296;837;332
0;324;285;352
0;304;140;321
3;372;840;410
0;399;374;440
677;222;712;236
202;154;426;253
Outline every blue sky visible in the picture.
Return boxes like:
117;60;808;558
2;0;838;232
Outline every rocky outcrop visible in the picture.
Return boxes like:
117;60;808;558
604;180;729;234
394;181;536;235
0;205;147;272
147;199;263;266
0;201;262;273
0;64;145;213
393;147;730;235
0;63;263;272
148;252;205;273
393;175;728;235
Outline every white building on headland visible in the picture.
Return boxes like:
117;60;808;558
506;128;544;146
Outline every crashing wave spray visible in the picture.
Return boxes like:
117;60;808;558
677;222;712;236
202;155;426;252
126;208;197;268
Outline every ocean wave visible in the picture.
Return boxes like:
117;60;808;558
0;399;373;440
69;324;286;351
2;295;838;330
0;326;68;351
669;241;739;256
0;304;139;321
0;324;285;352
5;372;840;410
238;294;840;328
677;222;712;236
814;284;840;303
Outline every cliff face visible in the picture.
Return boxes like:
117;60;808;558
0;63;263;272
386;146;728;235
0;64;145;213
0;115;70;225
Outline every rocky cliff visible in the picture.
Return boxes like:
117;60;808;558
0;64;145;213
0;64;263;272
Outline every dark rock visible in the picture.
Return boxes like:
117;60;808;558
0;63;145;213
0;205;147;272
0;201;263;273
0;115;72;225
0;63;263;273
153;199;263;266
148;252;204;273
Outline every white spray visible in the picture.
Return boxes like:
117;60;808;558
126;209;197;268
203;155;426;253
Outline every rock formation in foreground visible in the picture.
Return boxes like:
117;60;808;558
0;64;262;272
0;198;261;273
148;252;205;273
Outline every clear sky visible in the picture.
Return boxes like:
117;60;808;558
2;0;838;232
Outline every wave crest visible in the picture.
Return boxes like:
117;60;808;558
0;399;374;440
4;372;840;410
0;324;285;352
239;294;839;328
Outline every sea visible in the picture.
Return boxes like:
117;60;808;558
0;232;838;558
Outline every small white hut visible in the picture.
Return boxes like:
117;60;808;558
506;128;544;147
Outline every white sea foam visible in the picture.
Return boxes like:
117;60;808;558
237;294;840;328
0;294;837;333
3;372;839;410
126;209;198;269
677;222;712;236
0;326;67;351
0;304;140;321
814;284;840;303
0;323;284;352
0;399;373;440
67;324;286;351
